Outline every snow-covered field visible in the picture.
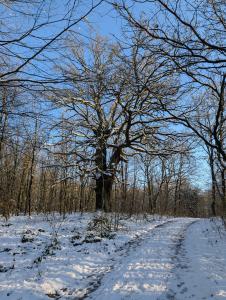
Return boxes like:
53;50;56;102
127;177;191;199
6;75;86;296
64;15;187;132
0;213;225;300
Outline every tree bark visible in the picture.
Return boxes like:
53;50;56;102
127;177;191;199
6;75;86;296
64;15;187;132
95;174;113;211
95;143;114;211
95;145;122;212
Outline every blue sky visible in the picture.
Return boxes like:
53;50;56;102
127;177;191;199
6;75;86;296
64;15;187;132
89;2;121;36
87;1;211;190
12;0;210;191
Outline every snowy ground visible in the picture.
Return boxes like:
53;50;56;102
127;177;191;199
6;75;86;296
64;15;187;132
0;213;225;300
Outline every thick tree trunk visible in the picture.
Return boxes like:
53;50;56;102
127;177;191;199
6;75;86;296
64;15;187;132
95;174;113;211
174;181;179;215
103;176;113;212
221;166;226;219
210;165;216;216
209;148;216;216
147;180;153;213
95;143;114;211
95;144;122;211
95;175;103;210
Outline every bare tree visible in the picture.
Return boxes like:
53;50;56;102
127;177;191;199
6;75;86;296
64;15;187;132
0;0;103;86
49;34;182;211
114;0;226;215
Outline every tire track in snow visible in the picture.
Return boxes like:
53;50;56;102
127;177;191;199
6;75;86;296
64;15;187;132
163;220;198;300
73;220;176;300
83;218;196;300
163;219;226;300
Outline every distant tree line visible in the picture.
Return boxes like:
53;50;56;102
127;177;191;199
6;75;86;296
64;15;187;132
0;0;225;219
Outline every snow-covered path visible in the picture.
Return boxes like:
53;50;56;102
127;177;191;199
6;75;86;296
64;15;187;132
165;219;226;300
87;218;195;300
0;215;226;300
87;218;226;300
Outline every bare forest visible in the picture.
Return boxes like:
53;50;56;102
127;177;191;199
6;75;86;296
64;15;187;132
0;2;226;300
0;0;225;219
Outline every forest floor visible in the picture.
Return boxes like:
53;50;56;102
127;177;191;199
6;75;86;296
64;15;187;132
0;213;226;300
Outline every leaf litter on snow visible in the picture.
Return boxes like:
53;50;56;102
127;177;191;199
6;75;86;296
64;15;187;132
0;213;168;300
1;215;226;300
